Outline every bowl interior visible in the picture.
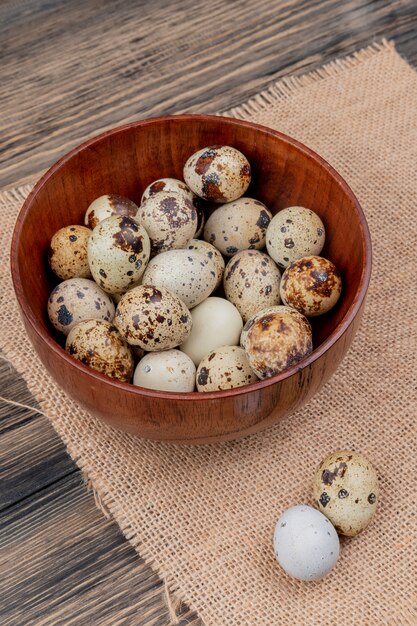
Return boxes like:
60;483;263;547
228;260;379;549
14;115;367;386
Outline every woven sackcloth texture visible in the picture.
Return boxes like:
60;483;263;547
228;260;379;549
1;40;416;625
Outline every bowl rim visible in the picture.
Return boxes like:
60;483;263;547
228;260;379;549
11;113;372;401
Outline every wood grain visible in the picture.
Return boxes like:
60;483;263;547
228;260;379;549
1;0;416;623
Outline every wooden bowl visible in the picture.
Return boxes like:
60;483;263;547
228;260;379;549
11;115;371;444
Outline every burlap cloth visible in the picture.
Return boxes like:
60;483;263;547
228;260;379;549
1;40;416;625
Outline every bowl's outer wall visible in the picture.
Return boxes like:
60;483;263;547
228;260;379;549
12;116;370;443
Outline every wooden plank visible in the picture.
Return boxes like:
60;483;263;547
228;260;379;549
0;0;416;188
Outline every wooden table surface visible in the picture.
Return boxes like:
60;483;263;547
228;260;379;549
1;1;416;623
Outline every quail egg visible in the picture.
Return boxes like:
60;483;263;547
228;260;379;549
186;239;225;289
66;319;134;382
84;194;139;230
313;450;379;537
203;197;272;257
142;248;217;309
183;145;251;203
196;345;258;391
133;349;196;392
266;206;325;268
48;225;92;280
280;255;342;316
223;250;281;322
87;215;150;295
114;285;192;351
241;305;312;378
47;278;115;336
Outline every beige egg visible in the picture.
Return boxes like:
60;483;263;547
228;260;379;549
180;297;243;366
185;239;225;289
196;345;258;392
203;198;272;257
47;278;115;336
48;225;92;280
183;145;251;203
280;255;342;317
313;450;379;537
87;215;150;295
137;191;198;256
133;349;196;392
241;305;312;378
266;206;325;268
114;285;192;351
142;249;217;309
66;319;134;382
223;250;281;322
84;194;139;230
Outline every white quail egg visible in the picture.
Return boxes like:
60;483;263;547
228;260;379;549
84;194;139;230
48;225;92;280
133;349;196;392
196;345;258;391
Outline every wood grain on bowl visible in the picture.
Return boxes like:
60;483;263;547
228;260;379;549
10;115;371;443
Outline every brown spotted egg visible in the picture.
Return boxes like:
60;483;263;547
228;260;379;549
48;225;92;280
313;450;379;537
141;249;217;309
47;278;115;336
84;194;139;230
137;192;197;255
223;250;281;322
183;145;251;203
266;206;325;268
196;346;258;392
87;215;150;295
133;349;196;392
114;285;192;351
280;255;342;317
241;305;312;378
66;319;134;382
186;239;225;290
203;198;272;257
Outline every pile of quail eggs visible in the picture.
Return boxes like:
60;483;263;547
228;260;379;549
47;145;342;392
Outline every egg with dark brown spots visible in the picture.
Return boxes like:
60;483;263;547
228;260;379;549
266;206;325;268
142;249;217;309
47;278;115;336
313;450;379;536
48;225;92;280
66;319;134;382
241;305;312;378
280;255;342;317
114;285;192;351
137;191;197;255
84;194;139;230
133;349;196;392
223;250;281;322
185;239;225;290
203;198;272;257
196;346;258;392
183;145;251;203
87;215;150;295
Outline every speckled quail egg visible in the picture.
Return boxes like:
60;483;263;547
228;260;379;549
84;194;139;230
48;225;92;280
114;285;192;351
140;177;205;237
241;305;312;378
203;198;272;257
186;239;225;289
87;215;150;295
47;278;115;336
137;191;197;255
274;505;340;581
183;145;251;203
66;319;134;382
223;250;281;322
313;450;379;537
180;297;243;366
142;249;217;309
280;255;342;317
133;349;196;392
196;345;258;392
266;206;325;268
